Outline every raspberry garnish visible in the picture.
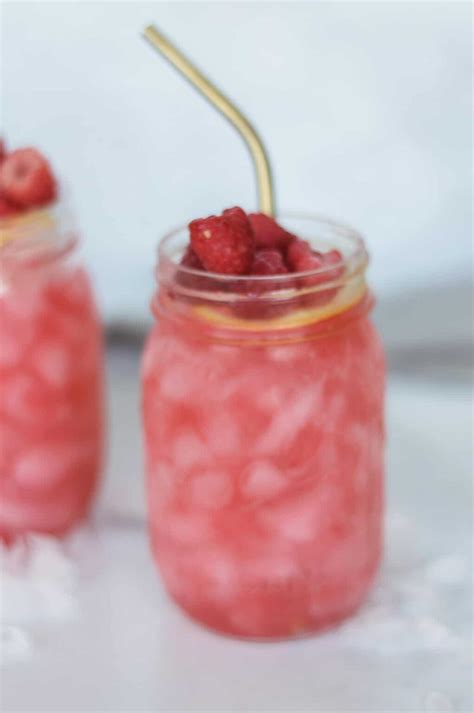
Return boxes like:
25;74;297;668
189;206;255;275
181;245;204;270
249;213;294;249
251;248;288;275
287;238;314;271
321;249;344;280
0;195;21;218
0;148;57;208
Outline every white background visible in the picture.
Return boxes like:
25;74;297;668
1;1;471;324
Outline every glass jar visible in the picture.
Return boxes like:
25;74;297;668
0;203;104;540
142;215;385;639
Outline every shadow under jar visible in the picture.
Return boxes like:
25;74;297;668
0;203;104;540
142;215;385;640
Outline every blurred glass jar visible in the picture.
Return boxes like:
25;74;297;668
0;203;104;540
142;215;385;640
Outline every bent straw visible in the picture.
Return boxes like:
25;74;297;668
143;24;275;216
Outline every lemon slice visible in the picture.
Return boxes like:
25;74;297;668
0;209;56;247
192;280;366;331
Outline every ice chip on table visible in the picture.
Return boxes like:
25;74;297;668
241;460;287;500
256;387;321;453
189;471;234;510
34;339;72;388
0;530;92;652
0;625;33;665
319;513;468;655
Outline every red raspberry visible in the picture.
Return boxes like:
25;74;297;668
0;139;6;163
180;245;204;270
251;248;288;275
249;213;294;249
0;148;57;208
223;206;250;232
322;249;344;280
287;239;325;273
189;206;254;275
0;194;20;218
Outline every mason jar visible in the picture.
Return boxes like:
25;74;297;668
0;203;104;539
142;215;385;639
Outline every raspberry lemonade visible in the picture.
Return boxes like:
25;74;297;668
0;144;104;539
142;208;385;639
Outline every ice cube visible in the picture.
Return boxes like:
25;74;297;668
199;547;238;599
241;460;287;500
0;532;79;630
267;344;301;363
149;461;176;505
259;492;321;543
189;471;233;509
0;328;28;369
34;339;72;389
205;413;240;456
257;387;321;453
1;374;46;427
13;443;89;489
171;430;208;472
160;364;194;401
158;510;214;545
0;495;77;533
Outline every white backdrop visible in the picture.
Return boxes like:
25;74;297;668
1;1;471;324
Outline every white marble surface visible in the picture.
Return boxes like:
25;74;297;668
0;349;472;712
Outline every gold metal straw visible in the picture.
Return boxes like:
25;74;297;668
143;24;275;216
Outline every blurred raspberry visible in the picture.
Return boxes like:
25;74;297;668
0;194;20;218
0;148;57;208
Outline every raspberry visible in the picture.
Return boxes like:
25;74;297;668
181;245;204;270
0;194;20;218
0;148;57;208
0;139;6;163
251;249;288;275
287;239;324;273
322;249;344;280
189;206;254;275
223;206;250;232
249;213;294;249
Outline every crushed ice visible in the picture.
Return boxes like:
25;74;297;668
0;527;96;665
323;512;470;654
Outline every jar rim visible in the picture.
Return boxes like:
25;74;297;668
0;197;77;269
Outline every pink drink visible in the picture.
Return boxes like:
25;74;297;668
142;216;385;639
0;207;104;539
